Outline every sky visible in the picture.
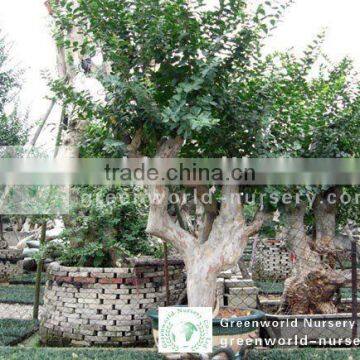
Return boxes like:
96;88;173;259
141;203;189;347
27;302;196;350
1;0;360;143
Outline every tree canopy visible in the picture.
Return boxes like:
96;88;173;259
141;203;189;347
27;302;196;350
50;0;293;157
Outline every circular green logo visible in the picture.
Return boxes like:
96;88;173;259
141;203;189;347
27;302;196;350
159;307;212;353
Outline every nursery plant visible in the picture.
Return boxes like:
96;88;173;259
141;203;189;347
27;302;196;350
48;0;359;310
49;0;288;307
57;186;162;267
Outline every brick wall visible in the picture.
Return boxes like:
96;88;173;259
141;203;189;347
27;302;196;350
0;249;23;281
40;259;186;346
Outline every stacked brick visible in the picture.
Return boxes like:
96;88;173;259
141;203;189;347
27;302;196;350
0;249;23;281
40;259;186;346
252;239;293;280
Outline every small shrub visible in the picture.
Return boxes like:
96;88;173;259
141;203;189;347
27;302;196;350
54;186;162;267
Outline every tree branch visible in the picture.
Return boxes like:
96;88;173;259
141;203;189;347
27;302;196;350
196;185;218;243
127;128;143;156
204;186;246;267
244;210;272;238
146;185;195;255
146;137;196;255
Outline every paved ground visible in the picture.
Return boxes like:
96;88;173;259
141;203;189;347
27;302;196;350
0;303;43;320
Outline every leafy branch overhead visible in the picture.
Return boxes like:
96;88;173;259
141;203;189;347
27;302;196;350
50;0;294;157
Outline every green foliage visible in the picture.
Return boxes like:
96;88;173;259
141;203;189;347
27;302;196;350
48;1;360;248
248;349;360;360
0;33;27;146
57;186;162;267
50;1;359;160
337;185;360;226
257;50;360;158
10;272;45;285
50;0;292;157
0;113;27;146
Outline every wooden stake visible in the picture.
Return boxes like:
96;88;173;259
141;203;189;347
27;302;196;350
351;237;358;345
163;241;170;306
33;221;46;320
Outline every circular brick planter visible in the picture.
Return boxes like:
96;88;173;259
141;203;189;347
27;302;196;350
0;249;23;282
40;259;185;347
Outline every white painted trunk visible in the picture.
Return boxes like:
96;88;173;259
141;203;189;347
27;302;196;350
186;261;218;307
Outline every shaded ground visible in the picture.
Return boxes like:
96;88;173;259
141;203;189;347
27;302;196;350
10;273;45;286
0;285;43;305
0;319;37;346
0;272;44;320
248;348;360;360
0;348;163;360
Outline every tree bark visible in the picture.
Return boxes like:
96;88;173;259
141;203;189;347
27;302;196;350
146;139;270;307
186;252;218;307
280;202;345;314
313;186;341;268
195;186;218;244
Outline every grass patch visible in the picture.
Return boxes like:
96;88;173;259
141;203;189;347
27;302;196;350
0;348;163;360
0;285;43;305
9;273;45;285
248;348;360;360
0;319;37;346
2;348;360;360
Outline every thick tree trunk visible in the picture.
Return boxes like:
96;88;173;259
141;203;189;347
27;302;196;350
195;186;218;244
186;254;218;307
313;187;341;268
314;187;340;247
280;203;344;314
146;138;269;308
0;215;8;249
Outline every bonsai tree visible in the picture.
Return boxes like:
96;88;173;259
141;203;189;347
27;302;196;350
49;0;360;311
57;186;162;267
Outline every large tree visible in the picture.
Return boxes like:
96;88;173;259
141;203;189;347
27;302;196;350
50;0;295;307
50;0;360;311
